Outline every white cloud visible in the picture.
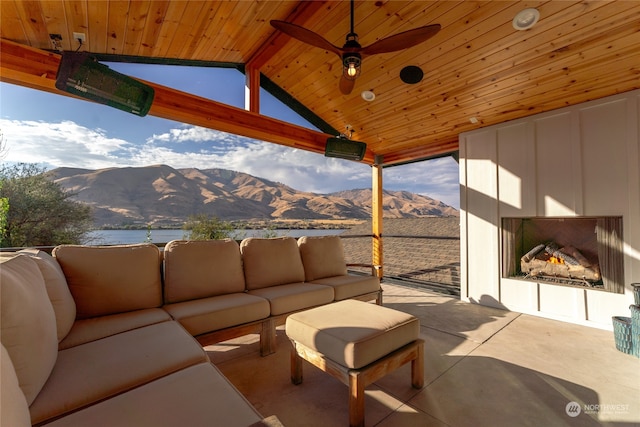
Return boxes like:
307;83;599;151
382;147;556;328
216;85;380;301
146;126;235;144
0;119;459;207
384;157;460;209
218;139;372;193
1;119;133;169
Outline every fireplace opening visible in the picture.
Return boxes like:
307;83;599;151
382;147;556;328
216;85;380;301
502;217;624;293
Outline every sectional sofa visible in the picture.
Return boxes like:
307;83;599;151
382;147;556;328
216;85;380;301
0;236;381;426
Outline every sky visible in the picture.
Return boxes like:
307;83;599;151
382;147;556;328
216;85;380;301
0;62;460;209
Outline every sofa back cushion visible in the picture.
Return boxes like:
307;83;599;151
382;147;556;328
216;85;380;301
53;244;162;319
163;239;246;303
240;237;306;290
1;344;31;427
297;235;348;281
0;255;58;405
18;249;76;342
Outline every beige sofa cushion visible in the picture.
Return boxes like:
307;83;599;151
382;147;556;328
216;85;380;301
0;255;58;405
163;239;245;303
297;235;348;281
53;244;162;319
248;282;334;316
58;308;171;350
40;363;263;427
1;345;31;427
309;275;381;301
241;237;305;290
18;249;76;342
286;299;419;369
163;293;270;336
29;321;208;424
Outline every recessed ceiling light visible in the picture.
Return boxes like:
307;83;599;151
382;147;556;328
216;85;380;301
361;90;376;102
512;8;540;31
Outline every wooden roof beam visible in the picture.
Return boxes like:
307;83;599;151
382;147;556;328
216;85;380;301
0;38;375;164
380;140;459;166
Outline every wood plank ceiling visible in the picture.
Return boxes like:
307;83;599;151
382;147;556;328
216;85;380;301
1;1;639;166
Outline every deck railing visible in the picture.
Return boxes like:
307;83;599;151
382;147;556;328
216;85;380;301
1;233;461;296
340;234;460;296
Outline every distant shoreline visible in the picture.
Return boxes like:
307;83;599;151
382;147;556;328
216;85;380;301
86;227;347;245
95;218;366;232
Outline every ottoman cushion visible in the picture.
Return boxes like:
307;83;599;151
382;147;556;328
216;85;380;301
286;300;419;369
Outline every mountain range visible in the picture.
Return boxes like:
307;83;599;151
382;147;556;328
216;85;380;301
48;165;458;227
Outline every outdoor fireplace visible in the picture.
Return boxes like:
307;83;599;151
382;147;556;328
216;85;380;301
460;90;638;326
502;217;624;294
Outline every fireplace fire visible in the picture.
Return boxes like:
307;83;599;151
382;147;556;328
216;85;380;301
520;242;601;286
502;217;624;293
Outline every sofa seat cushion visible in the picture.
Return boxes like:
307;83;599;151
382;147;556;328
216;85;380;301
163;293;270;336
18;249;76;342
29;321;208;424
58;308;172;350
309;275;381;301
241;237;306;290
248;283;334;316
53;244;162;319
40;362;263;427
0;255;58;406
163;239;246;303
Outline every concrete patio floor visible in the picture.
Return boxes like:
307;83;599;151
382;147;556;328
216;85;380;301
204;283;639;427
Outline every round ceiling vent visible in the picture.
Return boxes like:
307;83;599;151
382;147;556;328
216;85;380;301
512;8;540;31
400;66;424;84
361;90;376;102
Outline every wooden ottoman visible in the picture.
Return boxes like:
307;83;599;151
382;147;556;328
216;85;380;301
285;299;424;427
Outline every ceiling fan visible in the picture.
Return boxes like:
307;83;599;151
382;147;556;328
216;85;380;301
270;0;440;95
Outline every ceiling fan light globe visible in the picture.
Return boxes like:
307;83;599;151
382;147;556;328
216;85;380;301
342;53;361;80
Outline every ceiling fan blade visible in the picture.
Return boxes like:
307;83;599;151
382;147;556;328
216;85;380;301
361;24;441;56
339;76;356;95
270;20;342;57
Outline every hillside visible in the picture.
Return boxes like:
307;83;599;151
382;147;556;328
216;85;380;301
48;165;458;227
332;189;459;218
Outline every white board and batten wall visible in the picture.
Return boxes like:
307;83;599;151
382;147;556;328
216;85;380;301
459;89;640;329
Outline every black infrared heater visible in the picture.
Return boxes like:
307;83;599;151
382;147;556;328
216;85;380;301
324;137;367;161
55;52;154;116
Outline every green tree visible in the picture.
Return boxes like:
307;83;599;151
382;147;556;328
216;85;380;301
0;196;8;242
182;214;236;240
0;130;8;239
259;224;280;238
144;224;153;243
0;163;93;247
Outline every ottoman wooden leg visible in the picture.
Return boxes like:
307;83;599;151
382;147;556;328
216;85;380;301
348;371;365;427
411;340;424;389
290;341;303;385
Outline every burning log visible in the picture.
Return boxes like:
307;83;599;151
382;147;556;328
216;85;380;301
520;241;600;282
545;242;580;266
522;243;545;262
560;246;591;268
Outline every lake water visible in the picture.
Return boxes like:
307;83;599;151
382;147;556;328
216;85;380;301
85;229;345;245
